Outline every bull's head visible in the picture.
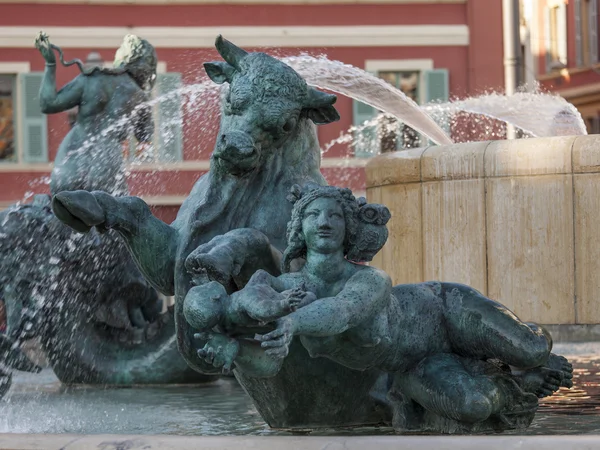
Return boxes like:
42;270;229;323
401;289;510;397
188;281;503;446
204;36;340;176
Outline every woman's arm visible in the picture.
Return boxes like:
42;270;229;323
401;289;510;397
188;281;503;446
255;268;391;354
291;268;391;336
34;32;82;115
40;71;84;114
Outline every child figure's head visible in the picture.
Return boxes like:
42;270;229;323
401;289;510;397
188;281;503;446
183;281;228;330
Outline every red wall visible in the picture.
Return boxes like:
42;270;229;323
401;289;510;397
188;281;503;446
466;0;504;95
0;0;505;206
0;3;467;27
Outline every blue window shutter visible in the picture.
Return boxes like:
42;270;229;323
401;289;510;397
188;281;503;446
156;72;183;162
425;69;449;103
425;69;450;142
352;71;378;158
20;72;48;163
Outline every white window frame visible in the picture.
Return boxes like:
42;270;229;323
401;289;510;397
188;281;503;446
365;59;434;105
361;59;435;151
0;62;30;165
545;0;568;69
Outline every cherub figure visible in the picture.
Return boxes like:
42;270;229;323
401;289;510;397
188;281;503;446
183;270;315;373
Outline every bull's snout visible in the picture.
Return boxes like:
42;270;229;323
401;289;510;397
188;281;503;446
214;131;259;164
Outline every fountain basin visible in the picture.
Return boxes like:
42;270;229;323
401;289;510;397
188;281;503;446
366;135;600;327
0;342;598;446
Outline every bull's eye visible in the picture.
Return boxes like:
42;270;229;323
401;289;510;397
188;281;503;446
282;118;297;133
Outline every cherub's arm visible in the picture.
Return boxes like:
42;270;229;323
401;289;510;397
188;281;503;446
232;270;313;324
196;332;283;378
248;269;289;293
220;291;250;327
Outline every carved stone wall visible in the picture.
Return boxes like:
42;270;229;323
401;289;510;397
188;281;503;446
366;135;600;325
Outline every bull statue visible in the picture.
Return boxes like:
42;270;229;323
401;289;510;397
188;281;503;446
53;35;389;428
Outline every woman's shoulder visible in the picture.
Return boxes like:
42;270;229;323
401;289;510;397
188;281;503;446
348;264;392;287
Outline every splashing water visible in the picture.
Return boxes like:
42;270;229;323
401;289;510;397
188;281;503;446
285;55;587;160
284;55;454;146
422;91;588;139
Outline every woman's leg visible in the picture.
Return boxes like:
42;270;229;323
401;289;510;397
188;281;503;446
440;283;551;369
439;283;572;394
390;353;537;426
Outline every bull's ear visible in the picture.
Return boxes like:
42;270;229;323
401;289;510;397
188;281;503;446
307;105;340;125
203;61;235;84
305;88;340;125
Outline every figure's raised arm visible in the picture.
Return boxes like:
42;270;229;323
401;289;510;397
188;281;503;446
39;74;84;114
34;32;84;114
52;190;178;296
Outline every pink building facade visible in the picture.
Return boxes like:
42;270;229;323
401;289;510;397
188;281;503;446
0;0;504;222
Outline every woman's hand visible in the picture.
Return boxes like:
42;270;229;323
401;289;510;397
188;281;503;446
34;32;56;65
254;316;296;360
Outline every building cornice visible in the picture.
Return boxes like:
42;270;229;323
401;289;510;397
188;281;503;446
0;25;469;48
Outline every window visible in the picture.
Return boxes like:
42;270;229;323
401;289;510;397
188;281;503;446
352;61;448;158
548;6;560;63
575;0;599;67
379;71;421;150
0;75;15;162
585;114;600;133
545;1;568;72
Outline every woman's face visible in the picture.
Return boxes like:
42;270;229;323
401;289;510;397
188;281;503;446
302;197;345;254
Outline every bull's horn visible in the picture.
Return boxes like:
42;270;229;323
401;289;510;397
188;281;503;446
306;87;337;107
215;35;248;71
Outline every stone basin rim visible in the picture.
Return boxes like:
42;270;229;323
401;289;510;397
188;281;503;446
365;134;600;188
4;433;600;450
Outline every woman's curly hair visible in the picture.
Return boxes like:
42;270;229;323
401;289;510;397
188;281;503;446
281;184;360;273
113;34;158;91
